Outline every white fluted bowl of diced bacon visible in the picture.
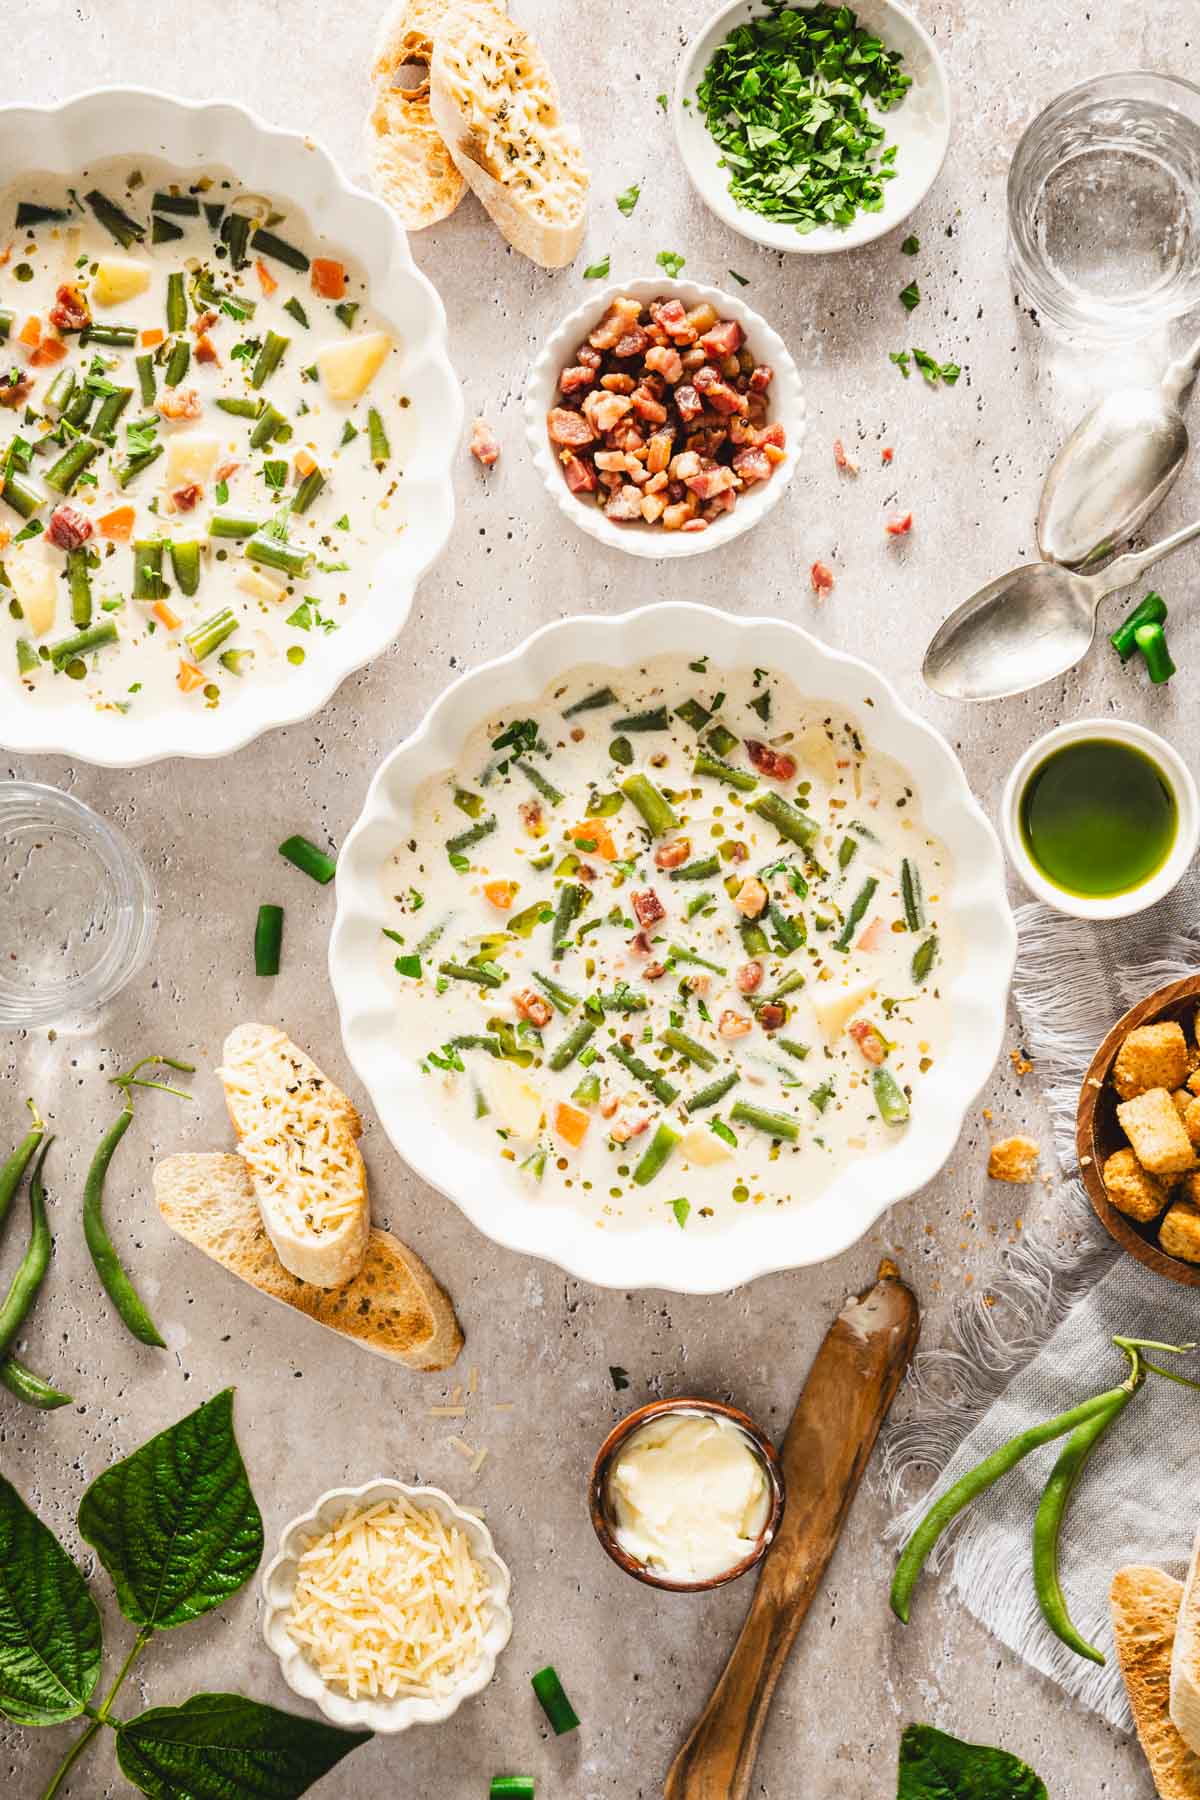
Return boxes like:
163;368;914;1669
524;278;804;557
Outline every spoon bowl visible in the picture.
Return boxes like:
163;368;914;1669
923;561;1098;700
1037;387;1188;570
924;512;1200;701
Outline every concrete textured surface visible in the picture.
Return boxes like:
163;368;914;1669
3;2;1196;1795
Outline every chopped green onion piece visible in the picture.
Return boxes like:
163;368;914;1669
254;904;284;976
279;834;336;884
562;685;618;717
530;1666;580;1737
1111;590;1166;662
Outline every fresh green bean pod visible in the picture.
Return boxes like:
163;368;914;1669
218;395;262;420
912;935;938;983
607;1042;678;1106
0;1102;44;1237
92;385;133;440
83;1107;166;1348
0;1357;72;1410
834;876;878;952
81;322;137;348
114;444;163;488
890;1384;1134;1624
50;620;118;666
662;1028;717;1071
693;750;756;791
622;773;679;836
0;1139;53;1361
514;760;564;807
250;330;289;388
1032;1388;1133;1665
209;512;260;539
163;337;191;387
631;1121;681;1185
252;226;310;272
67;549;92;628
551;882;586;956
44;438;100;495
44;367;76;417
684;1070;740;1112
131;539;168;601
747;791;819;849
292;467;325;514
547;1019;596;1073
135;353;158;407
1111;591;1166;663
168;539;202;597
730;1100;799;1141
165;270;188;333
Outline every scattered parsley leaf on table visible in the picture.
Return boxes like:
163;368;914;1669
583;255;611;279
656;93;668;111
616;182;641;216
890;349;911;378
728;269;750;285
694;2;912;235
671;1198;691;1229
901;233;920;254
657;250;686;278
899;280;920;311
897;1724;1047;1799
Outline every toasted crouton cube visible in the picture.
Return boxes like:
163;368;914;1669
987;1135;1040;1183
1187;1069;1200;1097
1173;1088;1193;1120
1112;1021;1190;1100
1102;1148;1168;1222
1116;1087;1198;1175
1182;1097;1200;1148
1180;1170;1200;1207
1160;1200;1200;1263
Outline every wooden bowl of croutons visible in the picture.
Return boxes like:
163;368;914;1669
1077;973;1200;1287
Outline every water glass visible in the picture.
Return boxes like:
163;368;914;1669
0;782;156;1028
1008;72;1200;340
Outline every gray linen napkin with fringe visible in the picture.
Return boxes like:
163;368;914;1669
883;870;1200;1729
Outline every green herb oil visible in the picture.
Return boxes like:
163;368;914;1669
1018;737;1177;898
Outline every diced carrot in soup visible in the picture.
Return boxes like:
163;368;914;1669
554;1102;590;1148
98;506;136;540
255;258;278;297
570;818;617;860
483;880;518;910
30;337;67;366
17;317;40;347
141;328;165;348
176;659;206;692
311;258;346;299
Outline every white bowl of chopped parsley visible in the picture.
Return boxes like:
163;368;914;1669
674;0;951;253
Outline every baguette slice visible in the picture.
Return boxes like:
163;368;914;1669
217;1024;369;1289
366;0;468;231
1112;1564;1200;1800
429;0;589;268
1173;1529;1200;1753
155;1153;463;1372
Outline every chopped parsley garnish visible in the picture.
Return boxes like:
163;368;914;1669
899;280;920;311
728;269;750;286
694;3;911;235
912;347;960;386
126;417;158;456
901;233;920;254
656;249;686;278
286;597;339;634
394;954;422;979
670;1198;691;1229
616;183;641;216
13;519;43;543
609;1366;630;1390
215;478;229;504
262;459;288;490
339;420;358;446
334;512;350;530
656;93;668;112
889;349;911;379
583;255;611;280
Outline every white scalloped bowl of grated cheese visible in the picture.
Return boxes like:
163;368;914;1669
262;1479;512;1732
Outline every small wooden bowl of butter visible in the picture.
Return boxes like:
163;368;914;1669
589;1398;785;1592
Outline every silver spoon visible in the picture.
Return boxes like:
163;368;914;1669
1038;331;1200;569
923;515;1200;701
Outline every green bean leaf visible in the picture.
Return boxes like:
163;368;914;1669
0;1473;103;1725
897;1724;1047;1799
78;1389;263;1630
116;1693;370;1798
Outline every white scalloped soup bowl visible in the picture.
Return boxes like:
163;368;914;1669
330;605;1015;1293
523;277;805;559
0;88;461;767
261;1478;512;1733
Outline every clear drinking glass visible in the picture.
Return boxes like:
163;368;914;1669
1008;72;1200;340
0;782;156;1028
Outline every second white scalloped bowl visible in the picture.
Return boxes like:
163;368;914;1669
330;604;1015;1293
0;88;461;767
262;1479;512;1733
523;278;805;559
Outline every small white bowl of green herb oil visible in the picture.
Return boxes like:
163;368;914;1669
1002;720;1198;919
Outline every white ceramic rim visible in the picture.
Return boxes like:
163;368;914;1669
0;86;462;767
671;0;952;255
1000;717;1200;920
523;276;805;560
329;602;1016;1293
261;1477;513;1733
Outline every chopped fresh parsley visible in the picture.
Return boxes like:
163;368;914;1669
334;512;350;530
889;349;911;379
899;280;920;311
609;1366;630;1390
728;269;750;286
583;255;611;280
912;346;960;386
670;1197;691;1229
616;182;641;216
656;93;668;111
262;459;288;490
656;249;686;278
694;3;911;236
901;233;920;255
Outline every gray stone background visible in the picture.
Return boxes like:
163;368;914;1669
4;1;1196;1794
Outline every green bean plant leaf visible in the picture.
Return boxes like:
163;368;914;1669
897;1723;1048;1799
115;1693;371;1799
0;1474;103;1726
78;1388;263;1631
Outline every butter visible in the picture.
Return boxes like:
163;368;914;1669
608;1411;770;1582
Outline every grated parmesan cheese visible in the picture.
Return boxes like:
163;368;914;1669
286;1498;491;1701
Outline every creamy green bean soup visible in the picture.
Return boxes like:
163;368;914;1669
383;655;956;1232
0;158;408;717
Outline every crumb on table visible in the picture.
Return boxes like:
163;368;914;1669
987;1135;1040;1183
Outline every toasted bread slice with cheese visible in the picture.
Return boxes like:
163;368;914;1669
429;0;589;267
155;1153;463;1372
1173;1529;1200;1755
1112;1565;1200;1799
217;1024;369;1289
366;0;469;230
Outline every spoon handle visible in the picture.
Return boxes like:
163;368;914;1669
1093;515;1200;600
1162;331;1200;407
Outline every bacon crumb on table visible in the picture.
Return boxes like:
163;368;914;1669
833;437;859;475
469;418;500;467
885;511;913;537
811;560;835;597
547;294;783;531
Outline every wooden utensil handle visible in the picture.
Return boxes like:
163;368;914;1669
665;1267;919;1800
